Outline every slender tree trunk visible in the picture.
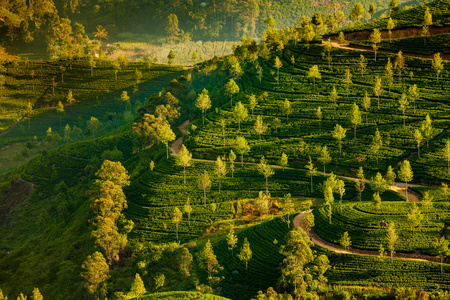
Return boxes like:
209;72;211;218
441;256;444;273
340;197;342;212
166;146;169;159
241;154;243;166
418;144;420;158
324;163;326;173
183;166;186;184
328;203;331;224
188;213;190;225
203;189;206;207
426;207;429;223
311;175;313;193
378;96;380;109
176;223;179;240
412;226;415;238
366;111;368;124
61;73;64;82
265;177;268;193
259;133;261;149
354;126;356;139
339;142;342;156
219;176;221;193
405;181;408;201
391;250;393;263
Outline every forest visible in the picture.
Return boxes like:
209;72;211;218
1;0;450;299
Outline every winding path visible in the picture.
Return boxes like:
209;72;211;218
170;119;190;156
293;210;441;263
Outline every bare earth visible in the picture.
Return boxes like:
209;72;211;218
170;119;190;156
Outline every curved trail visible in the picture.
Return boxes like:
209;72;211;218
293;211;441;263
170;119;190;156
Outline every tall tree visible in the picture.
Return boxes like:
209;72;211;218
255;191;271;225
156;121;176;159
112;61;120;81
373;76;383;109
422;190;433;223
279;152;288;172
215;156;227;193
433;237;449;274
258;156;274;193
131;273;146;300
224;79;239;106
414;129;423;158
362;91;371;124
369;29;382;61
178;247;193;278
227;227;238;256
387;222;398;263
340;231;351;251
350;103;362;139
358;54;367;77
324;186;334;224
235;136;250;166
254;115;267;149
332;124;347;156
344;68;352;98
196;89;211;125
249;93;257;116
198;170;211;207
387;18;395;42
319;146;331;173
201;240;222;278
424;7;433;44
233;101;248;130
56;101;64;127
407;203;423;238
385;58;394;94
386;165;397;186
87;116;101;141
432;53;444;83
316;107;323;132
398;160;413;201
355;167;365;201
371;128;383;165
306;156;317;193
395;51;405;81
165;14;180;43
398;93;409;129
32;288;43;300
184;197;192;226
372;192;382;217
337;179;345;212
283;193;293;228
229;150;237;178
308;65;321;90
324;38;332;68
167;50;175;65
282;99;292;121
421;114;433;148
274;56;282;86
408;84;419;114
89;56;96;77
81;252;110;300
172;207;183;240
176;145;192;184
330;86;339;115
238;238;253;270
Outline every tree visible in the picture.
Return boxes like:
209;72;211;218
387;18;395;42
432;53;444;83
324;38;332;68
282;99;292;121
291;55;295;68
386;166;397;185
338;31;347;44
67;90;75;104
135;69;142;84
179;247;193;278
362;91;371;124
249;94;257;116
229;150;237;178
408;84;419;114
112;61;121;81
32;288;43;300
198;170;211;207
220;119;226;144
373;76;383;109
316;107;323;132
235;136;250;166
358;54;367;77
398;160;413;201
340;231;351;251
201;240;222;278
324;186;334;224
165;14;180;43
89;56;96;77
369;3;376;20
195;89;211;125
120;91;130;112
421;114;433;148
371;128;383;165
60;65;66;83
332;124;347;156
234;102;248;130
443;140;450;174
343;68;352;98
414;129;423;158
337;179;345;212
17;293;26;300
372;172;388;195
274;56;282;86
304;210;315;234
87;116;101;141
227;227;238;256
167;50;175;65
390;0;399;13
238;238;253;270
184;197;192;226
254;116;267;149
306;156;317;193
350;103;362;139
422;190;433;223
372;192;382;217
255;191;271;225
308;65;321;90
215;156;227;193
387;222;398;263
398;93;409;129
273;118;281;134
56;101;64;127
330;86;339;115
51;77;57;95
280;153;288;172
407;203;423;238
172;207;183;240
176;145;192;185
385;58;394;94
156;121;176;159
81;252;110;300
131;273;146;300
355;173;365;202
258;156;274;193
433;237;449;273
395;51;405;81
283;193;293;228
370;29;382;61
153;273;165;291
319;146;331;173
147;57;153;71
424;7;433;44
350;2;366;24
224;79;239;106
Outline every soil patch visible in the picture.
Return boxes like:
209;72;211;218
0;179;34;224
